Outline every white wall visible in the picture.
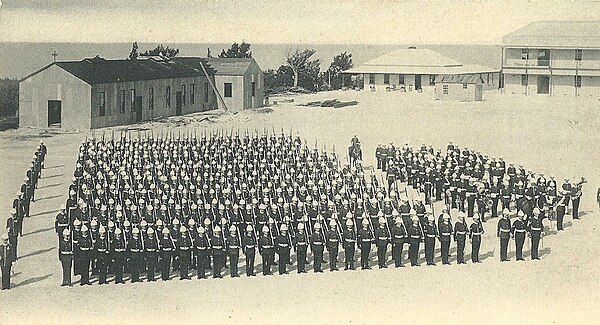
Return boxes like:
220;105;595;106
19;64;91;130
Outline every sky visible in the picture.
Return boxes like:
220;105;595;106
0;0;599;45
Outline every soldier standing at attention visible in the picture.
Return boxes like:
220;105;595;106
275;224;291;275
59;229;73;286
111;228;126;284
78;225;92;285
227;225;241;277
194;226;209;279
469;216;484;263
1;233;15;290
294;223;309;273
128;227;143;283
159;228;174;281
326;219;340;271
95;226;110;285
497;209;512;262
310;223;325;273
424;215;438;266
438;214;453;265
343;219;357;270
144;227;159;282
454;213;468;264
511;212;527;261
391;216;407;267
357;219;372;269
259;226;273;276
211;226;224;278
528;208;544;260
374;217;390;269
243;225;257;277
408;216;423;266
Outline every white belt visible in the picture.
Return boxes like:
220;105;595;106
426;234;436;238
456;231;466;235
531;227;541;231
515;229;526;233
500;229;510;233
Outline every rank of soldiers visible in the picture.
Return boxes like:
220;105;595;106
2;141;47;290
52;130;584;287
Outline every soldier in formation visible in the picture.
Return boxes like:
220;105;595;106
51;131;580;286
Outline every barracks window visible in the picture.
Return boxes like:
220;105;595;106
575;76;581;88
398;74;405;85
383;74;390;84
166;86;171;109
99;92;106;117
224;83;233;98
429;75;436;86
182;85;186;105
575;49;582;61
148;87;154;110
442;85;449;95
130;89;135;112
369;74;375;84
521;50;528;60
119;90;126;114
190;84;195;104
205;83;209;102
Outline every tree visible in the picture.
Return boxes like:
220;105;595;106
285;48;320;89
0;78;19;118
219;42;252;58
128;42;139;60
141;44;180;58
327;52;353;90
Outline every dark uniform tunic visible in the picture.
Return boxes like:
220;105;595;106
391;223;407;267
275;233;291;275
227;233;241;277
342;227;356;270
511;219;527;261
243;232;256;276
438;221;453;265
310;231;325;272
326;229;340;271
194;233;210;279
497;218;511;261
58;237;73;286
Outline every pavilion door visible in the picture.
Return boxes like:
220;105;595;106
176;92;182;116
47;100;61;127
537;76;550;94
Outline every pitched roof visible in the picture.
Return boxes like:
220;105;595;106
344;64;498;75
204;58;257;75
435;74;484;84
22;56;215;84
361;48;462;67
503;21;600;48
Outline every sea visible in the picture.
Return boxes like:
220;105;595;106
0;42;501;79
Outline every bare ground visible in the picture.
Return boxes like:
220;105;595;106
0;90;599;324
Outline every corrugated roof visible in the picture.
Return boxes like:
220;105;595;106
55;57;206;84
503;21;600;48
203;58;257;75
344;64;498;75
435;74;483;84
361;48;462;67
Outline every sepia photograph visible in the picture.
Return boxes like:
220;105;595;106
0;0;599;324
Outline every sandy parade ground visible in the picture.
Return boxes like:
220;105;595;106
0;89;599;324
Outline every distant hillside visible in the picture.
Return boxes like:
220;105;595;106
0;42;501;79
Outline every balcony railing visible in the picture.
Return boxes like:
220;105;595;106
504;59;551;68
